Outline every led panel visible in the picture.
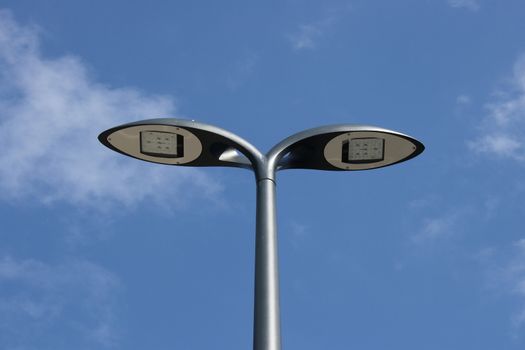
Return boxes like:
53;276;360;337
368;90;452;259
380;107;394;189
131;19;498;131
140;131;183;158
342;137;384;163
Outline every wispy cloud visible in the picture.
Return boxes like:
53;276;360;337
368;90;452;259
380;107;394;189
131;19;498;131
0;10;222;209
407;195;461;245
470;134;522;159
411;213;460;244
468;54;525;162
288;23;327;51
408;195;440;210
286;6;350;51
456;94;472;105
406;194;488;247
448;0;480;11
284;220;311;250
226;51;258;90
509;240;525;330
484;240;525;335
0;256;121;348
290;220;309;238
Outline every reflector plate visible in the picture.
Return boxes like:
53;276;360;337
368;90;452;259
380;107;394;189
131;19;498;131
344;137;384;163
140;131;182;158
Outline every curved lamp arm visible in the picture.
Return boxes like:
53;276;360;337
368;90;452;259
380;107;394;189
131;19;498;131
98;118;266;173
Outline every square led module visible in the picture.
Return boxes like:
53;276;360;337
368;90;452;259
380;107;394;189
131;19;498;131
342;137;384;163
140;131;183;158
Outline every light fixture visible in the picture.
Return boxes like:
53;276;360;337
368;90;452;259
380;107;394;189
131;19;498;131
99;118;424;350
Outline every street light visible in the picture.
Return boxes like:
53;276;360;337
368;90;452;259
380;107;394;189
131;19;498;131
98;118;424;350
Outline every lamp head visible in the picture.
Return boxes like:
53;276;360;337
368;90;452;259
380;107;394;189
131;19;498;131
98;118;260;169
271;125;424;171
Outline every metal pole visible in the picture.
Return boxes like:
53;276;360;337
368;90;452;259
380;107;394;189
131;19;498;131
253;175;281;350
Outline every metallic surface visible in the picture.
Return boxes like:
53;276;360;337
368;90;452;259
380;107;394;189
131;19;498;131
254;175;281;350
99;119;425;350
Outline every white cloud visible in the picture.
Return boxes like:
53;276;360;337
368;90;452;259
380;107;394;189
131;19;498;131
0;256;121;348
468;54;525;162
226;52;258;90
469;134;522;160
456;94;472;105
285;220;311;250
290;221;308;237
0;10;222;209
286;7;348;51
448;0;480;11
486;240;525;333
407;195;462;245
288;23;325;50
408;195;440;210
411;213;459;244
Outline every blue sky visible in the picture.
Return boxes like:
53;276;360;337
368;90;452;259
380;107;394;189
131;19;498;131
1;0;525;349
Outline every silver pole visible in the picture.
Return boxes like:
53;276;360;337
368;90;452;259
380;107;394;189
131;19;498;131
253;176;281;350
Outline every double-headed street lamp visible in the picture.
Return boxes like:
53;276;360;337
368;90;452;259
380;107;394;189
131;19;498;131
99;119;424;350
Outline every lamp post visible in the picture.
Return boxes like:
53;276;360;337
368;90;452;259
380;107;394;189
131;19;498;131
98;119;424;350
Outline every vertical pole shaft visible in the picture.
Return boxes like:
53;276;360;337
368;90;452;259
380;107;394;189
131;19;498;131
253;178;281;350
